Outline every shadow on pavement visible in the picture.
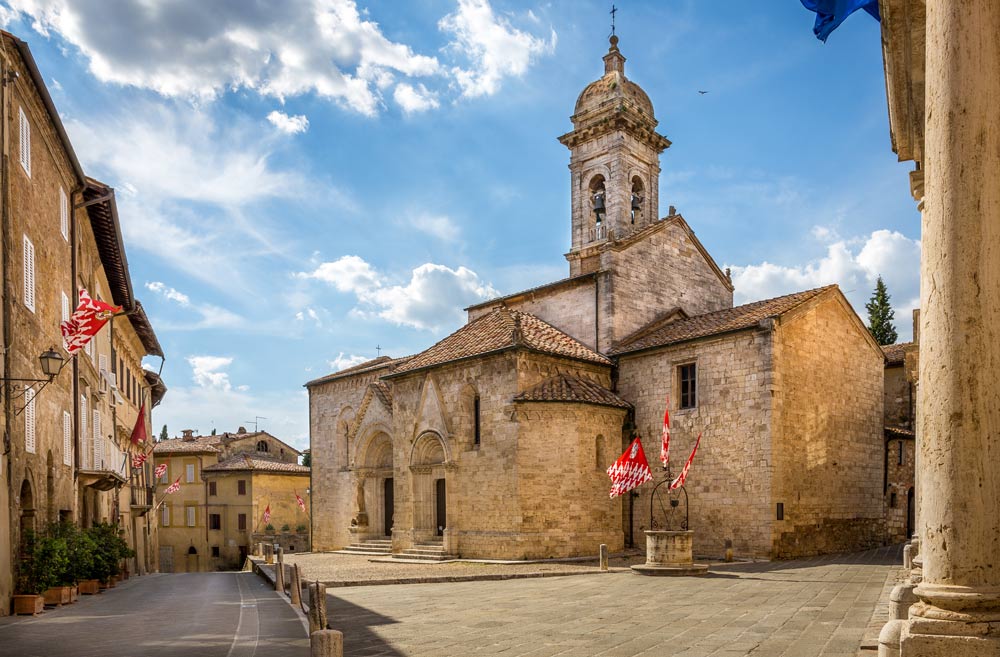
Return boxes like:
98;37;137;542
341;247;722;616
326;593;405;657
708;543;905;574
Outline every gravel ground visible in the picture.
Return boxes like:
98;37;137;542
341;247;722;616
282;551;650;586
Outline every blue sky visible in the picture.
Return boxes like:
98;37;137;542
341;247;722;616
1;1;920;448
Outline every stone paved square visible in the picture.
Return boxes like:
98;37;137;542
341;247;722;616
324;546;902;657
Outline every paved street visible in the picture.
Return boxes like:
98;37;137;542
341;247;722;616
0;572;308;657
327;546;902;657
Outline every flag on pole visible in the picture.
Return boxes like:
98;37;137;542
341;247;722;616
800;0;879;42
607;437;653;499
131;451;148;469
164;476;181;494
295;492;306;513
154;463;168;479
60;289;120;355
130;403;148;445
669;433;702;490
262;504;271;524
660;397;671;467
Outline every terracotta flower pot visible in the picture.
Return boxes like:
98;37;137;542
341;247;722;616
78;579;100;595
13;594;44;615
43;586;72;606
70;586;78;602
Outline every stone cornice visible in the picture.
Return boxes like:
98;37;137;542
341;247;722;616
559;110;670;153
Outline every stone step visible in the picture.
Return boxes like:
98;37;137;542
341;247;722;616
393;551;454;561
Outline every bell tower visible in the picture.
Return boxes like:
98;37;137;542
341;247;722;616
559;35;671;274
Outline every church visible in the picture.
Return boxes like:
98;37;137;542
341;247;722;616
307;36;885;561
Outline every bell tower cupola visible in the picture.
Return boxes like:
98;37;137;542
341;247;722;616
559;35;671;269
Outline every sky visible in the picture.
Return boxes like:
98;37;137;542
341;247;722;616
0;1;921;449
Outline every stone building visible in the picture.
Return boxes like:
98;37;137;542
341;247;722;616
153;428;308;572
881;312;918;546
0;31;165;613
308;36;886;562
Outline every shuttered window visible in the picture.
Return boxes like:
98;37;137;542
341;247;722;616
238;513;247;531
80;395;88;469
186;463;195;483
161;505;169;527
186;506;196;527
93;409;102;468
63;411;72;466
18;106;30;177
22;235;34;312
61;291;70;324
24;388;36;454
59;187;68;240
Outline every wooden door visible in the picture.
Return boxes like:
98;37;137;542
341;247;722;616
383;478;394;537
435;478;446;537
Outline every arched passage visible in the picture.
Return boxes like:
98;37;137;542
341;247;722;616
19;478;35;558
357;431;394;538
409;432;449;539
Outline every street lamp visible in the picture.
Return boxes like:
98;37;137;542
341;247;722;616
39;347;64;380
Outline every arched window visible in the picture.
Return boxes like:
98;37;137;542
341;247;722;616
474;395;481;447
589;175;607;228
256;440;268;453
630;176;645;225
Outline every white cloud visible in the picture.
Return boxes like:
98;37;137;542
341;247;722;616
393;82;439;114
411;213;460;241
267;110;309;134
298;255;381;294
728;229;921;340
329;352;369;371
187;355;234;391
299;257;498;331
7;0;440;116
295;307;322;327
439;0;556;98
144;280;244;330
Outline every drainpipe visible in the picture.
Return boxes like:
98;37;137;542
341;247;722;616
1;47;13;481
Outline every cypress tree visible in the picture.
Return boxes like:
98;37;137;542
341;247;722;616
866;276;899;345
159;424;169;442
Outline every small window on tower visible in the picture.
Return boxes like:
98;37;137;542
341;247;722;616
473;395;481;447
678;363;697;409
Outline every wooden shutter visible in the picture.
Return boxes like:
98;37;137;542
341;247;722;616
93;408;101;468
63;411;72;466
18;106;30;177
61;291;70;324
22;235;34;312
60;187;68;240
24;388;35;454
186;506;196;527
161;505;169;527
80;395;88;469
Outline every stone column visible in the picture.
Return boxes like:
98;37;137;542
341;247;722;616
901;1;1000;654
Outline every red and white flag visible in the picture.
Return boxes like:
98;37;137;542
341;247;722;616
660;397;671;467
164;476;181;494
669;433;702;490
131;451;148;469
607;437;653;499
130;403;148;445
60;289;120;355
262;504;271;524
295;493;306;513
154;463;168;479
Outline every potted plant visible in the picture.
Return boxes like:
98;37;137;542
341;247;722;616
296;524;307;533
45;522;81;605
280;523;290;532
39;533;71;607
264;523;275;532
14;530;63;615
72;529;100;594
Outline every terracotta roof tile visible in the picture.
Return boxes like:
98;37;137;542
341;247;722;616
152;436;222;454
882;342;915;365
372;381;393;408
389;308;610;377
304;355;411;387
203;453;309;474
514;373;631;409
885;425;915;438
610;286;835;356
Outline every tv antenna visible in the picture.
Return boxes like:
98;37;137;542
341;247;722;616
245;416;268;432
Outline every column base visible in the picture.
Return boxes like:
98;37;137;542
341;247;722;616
902;618;1000;656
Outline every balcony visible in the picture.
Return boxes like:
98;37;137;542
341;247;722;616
78;439;128;491
130;486;155;515
588;224;609;243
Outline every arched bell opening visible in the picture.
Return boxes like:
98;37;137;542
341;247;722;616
630;176;645;225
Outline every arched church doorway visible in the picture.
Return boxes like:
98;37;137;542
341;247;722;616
356;431;393;539
409;432;449;541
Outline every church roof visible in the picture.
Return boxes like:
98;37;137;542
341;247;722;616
514;373;631;409
388;307;611;377
882;342;915;365
304;355;411;387
574;35;654;118
610;286;836;356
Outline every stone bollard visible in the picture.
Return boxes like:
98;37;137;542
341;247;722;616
308;581;328;634
264;544;274;564
599;544;608;571
310;629;343;657
275;548;285;593
290;564;302;606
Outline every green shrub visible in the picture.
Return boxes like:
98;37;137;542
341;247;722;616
280;524;290;532
17;530;68;594
295;524;307;533
264;523;275;532
86;523;130;582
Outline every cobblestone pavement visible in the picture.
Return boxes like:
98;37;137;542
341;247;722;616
286;551;650;586
324;545;903;657
0;572;308;657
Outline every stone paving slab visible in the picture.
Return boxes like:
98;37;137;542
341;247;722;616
323;545;903;657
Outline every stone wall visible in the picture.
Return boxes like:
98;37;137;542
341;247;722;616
617;329;776;559
884;364;913;427
885;436;915;543
771;292;885;558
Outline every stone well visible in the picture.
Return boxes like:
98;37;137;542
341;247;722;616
631;530;709;576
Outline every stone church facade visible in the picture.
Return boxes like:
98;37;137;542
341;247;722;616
308;37;885;561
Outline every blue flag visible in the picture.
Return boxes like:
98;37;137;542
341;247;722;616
800;0;880;42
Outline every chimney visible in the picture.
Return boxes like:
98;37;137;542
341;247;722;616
181;429;195;441
237;426;247;434
912;308;920;344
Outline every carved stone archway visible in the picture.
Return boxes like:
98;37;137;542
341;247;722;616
408;432;451;543
353;430;394;540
